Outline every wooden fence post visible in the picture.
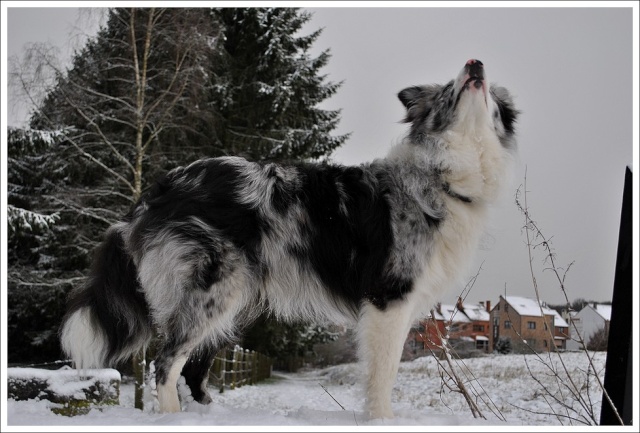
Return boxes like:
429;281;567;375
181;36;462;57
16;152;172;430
207;346;272;394
133;351;145;410
220;348;227;393
230;346;238;390
251;351;257;385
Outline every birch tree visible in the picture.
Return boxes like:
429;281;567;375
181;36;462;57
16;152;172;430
17;8;220;205
8;8;220;365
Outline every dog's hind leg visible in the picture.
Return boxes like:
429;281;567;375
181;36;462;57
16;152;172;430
154;332;196;413
180;340;219;405
356;300;415;419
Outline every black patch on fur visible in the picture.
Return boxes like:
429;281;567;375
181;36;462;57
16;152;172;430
132;159;267;275
293;163;412;310
267;164;298;215
181;341;219;404
497;98;517;135
398;86;424;111
399;82;457;142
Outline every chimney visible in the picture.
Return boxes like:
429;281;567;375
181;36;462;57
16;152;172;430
456;296;464;311
486;300;491;313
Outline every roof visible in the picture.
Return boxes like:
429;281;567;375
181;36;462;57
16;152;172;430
462;304;490;322
552;310;569;328
594;304;612;321
440;304;471;322
504;296;568;327
428;309;446;321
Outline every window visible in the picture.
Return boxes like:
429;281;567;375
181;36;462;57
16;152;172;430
544;322;548;331
476;340;488;351
504;321;511;329
527;321;536;330
543;340;548;347
473;324;485;332
504;304;509;312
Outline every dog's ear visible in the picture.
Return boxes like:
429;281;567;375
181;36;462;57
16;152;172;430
398;86;424;109
491;86;519;135
398;86;426;123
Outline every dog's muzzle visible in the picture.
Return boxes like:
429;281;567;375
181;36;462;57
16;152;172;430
465;59;484;89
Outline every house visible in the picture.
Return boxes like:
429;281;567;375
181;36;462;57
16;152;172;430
405;307;447;359
489;296;566;353
565;303;611;351
552;311;570;351
449;299;491;352
405;299;492;359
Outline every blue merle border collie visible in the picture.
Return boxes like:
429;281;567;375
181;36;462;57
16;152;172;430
60;59;518;419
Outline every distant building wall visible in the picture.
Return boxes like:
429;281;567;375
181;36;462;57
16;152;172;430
489;296;555;353
566;305;609;351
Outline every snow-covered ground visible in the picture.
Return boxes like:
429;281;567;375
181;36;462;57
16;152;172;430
6;351;609;429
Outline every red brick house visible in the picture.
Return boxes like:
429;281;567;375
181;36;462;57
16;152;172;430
450;299;492;352
405;299;492;358
406;308;447;357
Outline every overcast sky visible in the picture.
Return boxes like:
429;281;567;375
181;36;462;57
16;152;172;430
3;3;638;308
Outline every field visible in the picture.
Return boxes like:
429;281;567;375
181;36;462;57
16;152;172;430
6;351;610;429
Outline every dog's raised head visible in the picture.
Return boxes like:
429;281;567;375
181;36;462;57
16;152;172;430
398;59;518;151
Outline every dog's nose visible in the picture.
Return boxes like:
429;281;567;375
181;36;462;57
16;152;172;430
465;59;484;79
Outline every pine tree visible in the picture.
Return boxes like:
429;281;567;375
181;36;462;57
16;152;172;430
8;7;348;364
6;127;77;363
210;8;349;160
9;8;221;364
209;8;349;367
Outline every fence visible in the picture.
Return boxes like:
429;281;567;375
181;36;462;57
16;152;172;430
209;345;273;393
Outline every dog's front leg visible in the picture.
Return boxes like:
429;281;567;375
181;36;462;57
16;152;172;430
357;300;415;419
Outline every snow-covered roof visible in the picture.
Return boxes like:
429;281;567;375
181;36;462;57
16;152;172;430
594;304;612;321
475;335;489;341
430;309;446;321
504;296;561;320
462;304;490;322
552;311;569;328
440;304;471;322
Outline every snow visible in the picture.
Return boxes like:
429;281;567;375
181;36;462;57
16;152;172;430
461;304;490;322
504;297;570;329
7;205;59;233
594;304;612;321
440;304;471;322
504;296;561;319
551;310;569;328
8;366;120;400
5;351;610;430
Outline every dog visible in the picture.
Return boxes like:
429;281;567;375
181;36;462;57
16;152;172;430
60;59;518;419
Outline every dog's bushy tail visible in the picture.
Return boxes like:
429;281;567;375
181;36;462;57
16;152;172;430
60;226;153;369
